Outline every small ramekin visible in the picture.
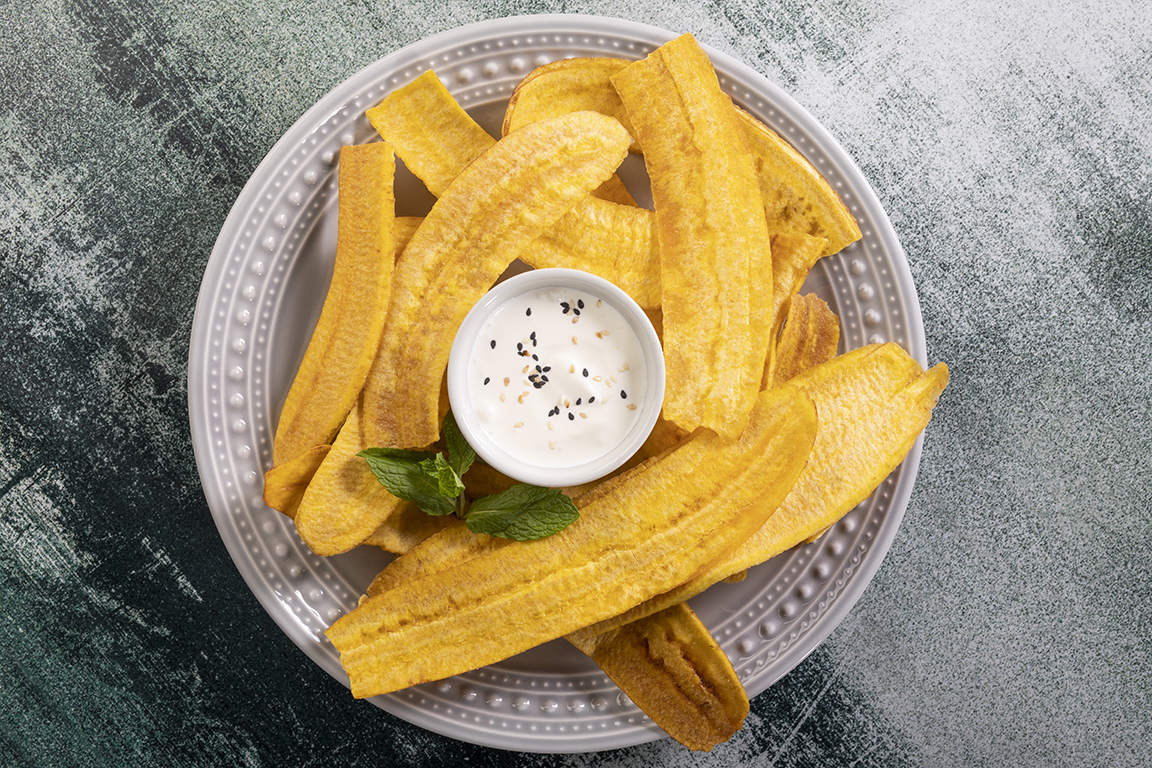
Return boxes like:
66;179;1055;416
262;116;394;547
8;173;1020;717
447;268;665;487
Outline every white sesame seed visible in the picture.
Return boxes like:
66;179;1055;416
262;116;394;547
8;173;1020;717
626;404;637;410
518;391;528;403
579;413;587;419
547;421;554;430
514;421;524;428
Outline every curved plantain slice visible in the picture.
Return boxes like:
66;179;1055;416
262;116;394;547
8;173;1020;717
613;34;769;439
504;57;639;152
761;232;828;388
262;444;331;519
571;343;949;638
272;142;395;466
326;387;816;698
735;106;861;256
360;111;632;449
772;294;841;385
568;602;748;752
519;195;660;308
294;398;408;556
361;503;457;555
366;72;493;197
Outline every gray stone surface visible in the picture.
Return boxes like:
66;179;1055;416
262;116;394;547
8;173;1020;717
2;1;1149;765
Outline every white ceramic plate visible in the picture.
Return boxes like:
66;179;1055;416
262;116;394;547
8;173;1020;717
189;14;926;754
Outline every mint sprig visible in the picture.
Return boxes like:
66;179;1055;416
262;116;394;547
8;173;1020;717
466;484;581;541
357;413;579;541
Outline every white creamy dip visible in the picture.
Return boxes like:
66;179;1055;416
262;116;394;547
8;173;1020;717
465;286;647;469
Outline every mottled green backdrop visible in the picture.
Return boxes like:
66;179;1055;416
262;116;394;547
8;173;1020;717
2;1;1150;766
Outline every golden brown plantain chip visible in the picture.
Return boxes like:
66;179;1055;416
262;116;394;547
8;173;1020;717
568;602;749;751
518;195;659;308
361;503;456;555
613;34;770;438
327;386;816;698
572;343;948;638
504;57;639;152
736;106;861;256
360;110;631;449
294;398;408;556
262;444;330;519
772;293;841;384
366;72;493;197
272;142;395;466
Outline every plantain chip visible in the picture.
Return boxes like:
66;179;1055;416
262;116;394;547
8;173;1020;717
613;33;770;438
772;293;841;384
361;502;457;555
519;195;660;308
326;386;816;698
262;444;330;519
568;602;749;752
736;106;861;256
359;111;631;450
294;398;409;556
271;142;395;466
571;343;949;638
504;57;639;152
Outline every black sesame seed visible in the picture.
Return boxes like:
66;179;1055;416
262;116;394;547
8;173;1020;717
530;331;536;339
542;366;551;372
541;375;548;382
535;365;542;372
578;299;585;309
490;340;496;349
526;307;532;316
576;398;582;405
573;309;581;316
532;354;538;361
589;396;595;403
582;368;589;377
484;377;490;385
620;390;627;399
517;342;523;351
568;413;575;421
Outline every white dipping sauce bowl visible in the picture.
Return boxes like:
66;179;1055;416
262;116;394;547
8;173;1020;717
448;269;665;487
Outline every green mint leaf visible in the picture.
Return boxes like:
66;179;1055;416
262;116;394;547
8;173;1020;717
358;448;456;516
443;412;476;478
430;453;465;500
465;485;580;541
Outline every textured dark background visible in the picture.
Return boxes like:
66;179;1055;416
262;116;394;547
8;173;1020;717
2;1;1150;766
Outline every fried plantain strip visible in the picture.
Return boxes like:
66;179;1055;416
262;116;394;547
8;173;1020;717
772;294;841;385
294;398;409;556
504;57;639;152
761;232;828;388
613;34;770;438
361;504;457;555
519;195;660;308
262;444;330;519
360;111;631;449
272;142;395;466
568;602;749;752
736;106;861;257
326;387;816;698
570;343;948;638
